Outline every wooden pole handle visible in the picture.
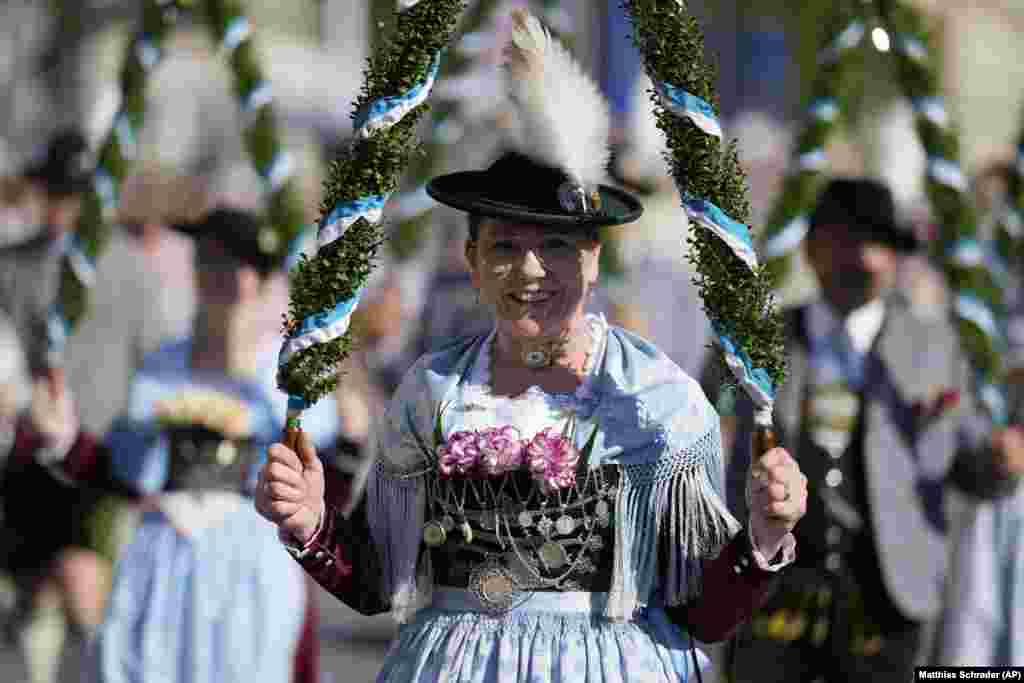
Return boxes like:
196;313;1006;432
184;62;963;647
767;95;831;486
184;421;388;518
752;424;777;459
284;425;303;452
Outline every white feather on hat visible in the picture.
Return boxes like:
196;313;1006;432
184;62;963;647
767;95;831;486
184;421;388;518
503;9;610;189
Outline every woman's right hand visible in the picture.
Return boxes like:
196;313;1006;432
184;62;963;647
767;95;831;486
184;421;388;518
255;430;325;545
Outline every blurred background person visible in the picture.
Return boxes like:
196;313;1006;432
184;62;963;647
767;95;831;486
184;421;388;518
14;206;318;683
720;178;1024;683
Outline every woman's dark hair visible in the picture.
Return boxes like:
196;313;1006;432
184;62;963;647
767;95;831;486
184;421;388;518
466;214;600;243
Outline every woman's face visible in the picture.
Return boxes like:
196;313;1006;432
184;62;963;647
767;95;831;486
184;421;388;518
466;219;601;340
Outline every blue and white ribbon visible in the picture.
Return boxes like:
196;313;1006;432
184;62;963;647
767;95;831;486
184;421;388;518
913;97;948;129
809;98;839;123
1002;208;1023;238
135;36;162;71
978;380;1009;426
279;289;366;368
654;81;722;139
319;194;388;250
241;81;274;114
797;148;828;172
113;112;137;161
259;152;293;191
65;235;97;289
947;238;986;269
763;214;809;260
928;157;967;193
92;170;118;212
818;21;865;64
954;292;1001;341
285;223;317;271
353;53;442;139
683;197;758;272
713;323;775;411
46;306;71;360
896;35;929;63
222;16;252;53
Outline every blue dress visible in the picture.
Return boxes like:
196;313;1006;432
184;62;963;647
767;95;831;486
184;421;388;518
365;316;744;682
86;339;306;683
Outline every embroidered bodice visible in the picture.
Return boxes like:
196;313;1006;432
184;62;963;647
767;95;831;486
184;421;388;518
369;320;741;622
424;316;616;603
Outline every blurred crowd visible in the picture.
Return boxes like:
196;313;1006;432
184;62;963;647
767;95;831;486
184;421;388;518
0;1;1021;682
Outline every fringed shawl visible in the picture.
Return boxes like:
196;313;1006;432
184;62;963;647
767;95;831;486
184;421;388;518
367;327;740;623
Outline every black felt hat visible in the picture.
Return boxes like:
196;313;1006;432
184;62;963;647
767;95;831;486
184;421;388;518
809;178;918;252
172;207;281;274
427;151;643;227
23;128;92;197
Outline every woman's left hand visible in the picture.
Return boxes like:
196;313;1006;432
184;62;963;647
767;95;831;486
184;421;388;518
747;447;807;558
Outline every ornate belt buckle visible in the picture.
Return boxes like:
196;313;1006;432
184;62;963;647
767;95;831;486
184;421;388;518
468;558;525;614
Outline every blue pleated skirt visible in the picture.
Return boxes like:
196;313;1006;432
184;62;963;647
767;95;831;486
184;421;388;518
376;589;708;683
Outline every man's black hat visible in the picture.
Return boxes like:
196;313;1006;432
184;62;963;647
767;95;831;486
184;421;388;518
172;207;281;275
809;178;918;252
23;128;93;197
427;151;643;228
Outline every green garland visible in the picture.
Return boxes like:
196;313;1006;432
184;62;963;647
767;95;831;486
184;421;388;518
759;3;865;285
621;0;788;396
882;0;1007;421
279;0;467;409
53;0;176;348
53;0;305;361
203;0;307;257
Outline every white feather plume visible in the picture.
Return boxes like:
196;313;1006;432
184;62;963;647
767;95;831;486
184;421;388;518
504;9;610;187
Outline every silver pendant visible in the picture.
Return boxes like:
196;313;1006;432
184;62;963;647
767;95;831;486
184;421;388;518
555;514;576;536
468;560;522;614
460;520;474;544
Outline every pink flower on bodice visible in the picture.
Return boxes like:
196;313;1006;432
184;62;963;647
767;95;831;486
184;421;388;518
437;430;482;476
526;427;581;495
477;426;527;477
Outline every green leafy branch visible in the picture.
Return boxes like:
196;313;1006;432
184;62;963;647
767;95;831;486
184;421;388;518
279;0;466;406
